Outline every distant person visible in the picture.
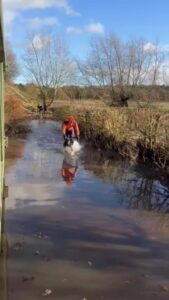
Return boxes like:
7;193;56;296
62;116;80;147
37;104;43;114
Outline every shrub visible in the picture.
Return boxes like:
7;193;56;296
5;95;27;126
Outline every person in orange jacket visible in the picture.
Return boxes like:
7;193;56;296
62;116;80;146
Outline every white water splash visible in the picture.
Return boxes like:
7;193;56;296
64;140;82;155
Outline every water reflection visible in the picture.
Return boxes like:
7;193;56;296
5;126;169;212
5;138;26;172
61;152;78;187
5;121;169;299
81;148;169;213
121;174;169;213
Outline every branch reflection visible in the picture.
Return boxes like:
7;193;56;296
81;148;169;212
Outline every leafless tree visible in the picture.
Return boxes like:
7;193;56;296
78;33;164;106
77;34;131;106
5;41;19;82
23;32;76;108
127;38;152;86
78;34;126;105
150;41;164;85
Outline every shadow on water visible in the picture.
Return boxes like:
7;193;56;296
5;203;169;299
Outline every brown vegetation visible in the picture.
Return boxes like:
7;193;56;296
5;82;169;171
15;83;169;110
53;103;169;172
5;94;26;124
5;92;30;136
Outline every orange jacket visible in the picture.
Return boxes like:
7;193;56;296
61;168;77;180
62;116;80;137
61;167;77;186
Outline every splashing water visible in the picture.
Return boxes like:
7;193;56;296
64;140;82;155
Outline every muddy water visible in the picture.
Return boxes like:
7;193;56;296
4;120;169;300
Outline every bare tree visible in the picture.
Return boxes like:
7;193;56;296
77;34;125;105
5;41;19;82
78;33;163;106
127;38;153;86
78;33;133;106
150;41;164;86
23;33;76;108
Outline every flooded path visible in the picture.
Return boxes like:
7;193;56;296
4;120;169;300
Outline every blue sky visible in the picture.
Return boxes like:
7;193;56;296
3;0;169;82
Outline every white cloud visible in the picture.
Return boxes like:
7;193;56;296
28;17;59;29
66;26;82;35
144;43;169;54
85;22;105;33
3;0;80;26
4;9;18;26
4;0;80;15
67;22;105;35
144;43;157;52
160;45;169;52
30;35;50;49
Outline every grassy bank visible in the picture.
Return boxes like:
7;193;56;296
52;102;169;172
5;84;31;136
5;82;169;172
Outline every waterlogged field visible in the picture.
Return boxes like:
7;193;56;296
3;120;169;300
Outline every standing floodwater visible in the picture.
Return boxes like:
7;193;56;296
4;120;169;300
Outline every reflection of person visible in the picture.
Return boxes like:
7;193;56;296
61;152;78;186
62;116;80;147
